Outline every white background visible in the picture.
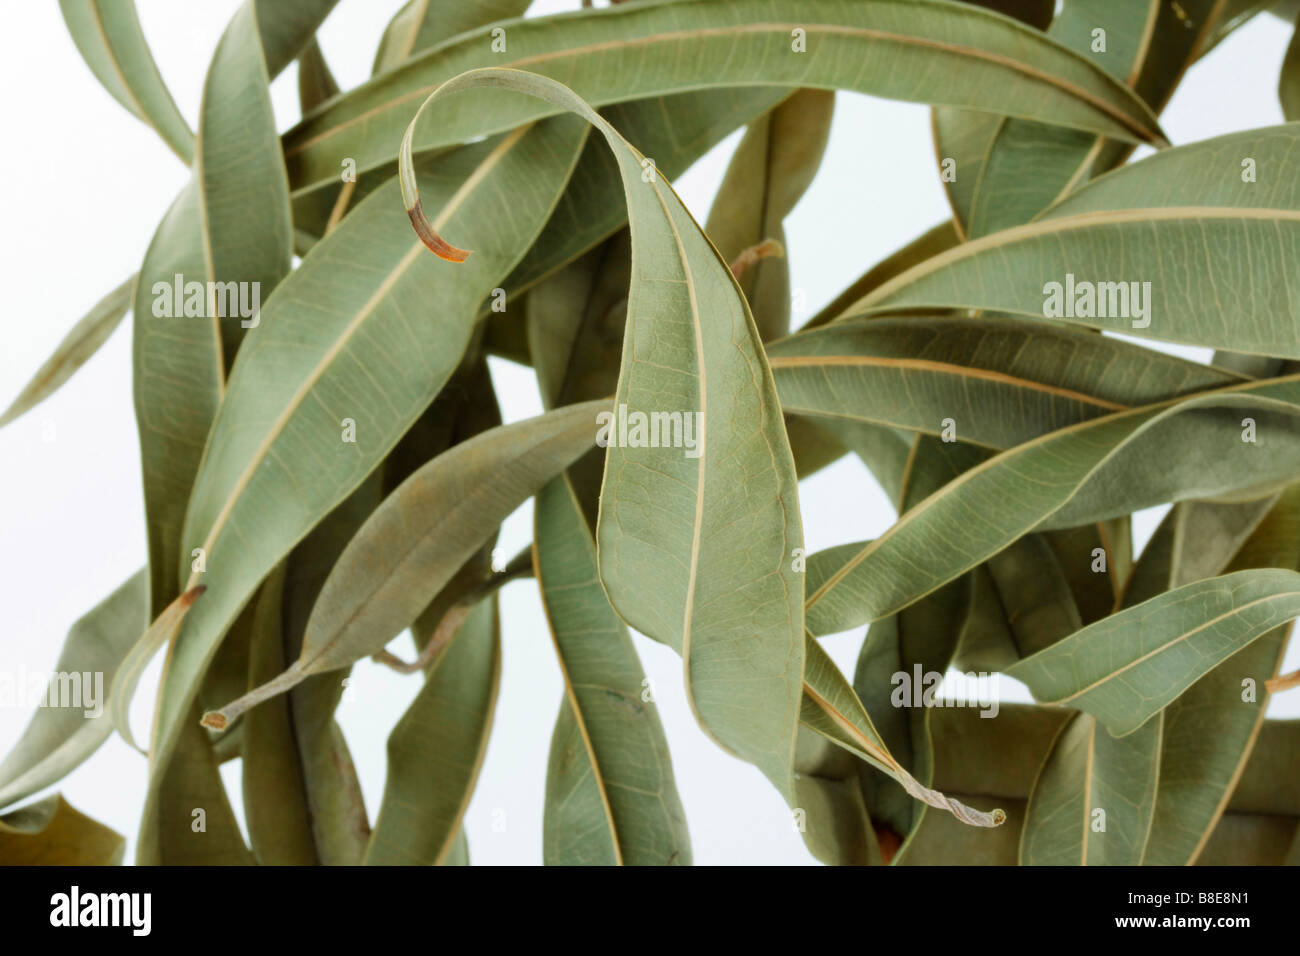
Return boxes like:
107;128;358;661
1;0;1298;865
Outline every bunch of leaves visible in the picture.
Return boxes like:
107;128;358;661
4;0;1300;865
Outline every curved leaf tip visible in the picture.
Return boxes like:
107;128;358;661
407;199;472;262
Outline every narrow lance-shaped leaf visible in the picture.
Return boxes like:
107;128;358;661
805;375;1300;637
136;702;253;865
395;69;808;798
297;38;340;115
768;316;1240;450
851;124;1300;358
536;476;691;865
1007;568;1300;737
704;88;835;341
134;3;294;618
364;596;501;865
58;0;194;162
144;114;586;804
252;0;341;79
240;567;319;865
935;0;1160;236
801;635;1005;828
283;0;1163;192
0;570;146;811
0;275;134;430
1022;491;1277;867
195;1;293;373
202;400;609;727
1142;486;1300;864
1018;712;1161;865
109;586;206;753
852;436;980;845
893;704;1300;864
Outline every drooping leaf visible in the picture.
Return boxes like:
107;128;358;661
704;88;835;341
536;476;691;865
801;634;1005;828
109;585;206;753
202;399;607;727
0;275;134;430
146;115;587;807
1142;485;1300;864
805;375;1300;637
58;0;195;162
398;70;807;797
136;702;253;865
0;570;146;811
364;596;500;865
853;436;978;843
134;3;294;618
196;1;293;372
240;567;319;865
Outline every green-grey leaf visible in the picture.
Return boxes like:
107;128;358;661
364;596;500;865
197;1;293;372
0;275;134;430
0;570;146;811
145;116;586;808
1007;568;1300;736
399;70;807;798
203;399;607;726
297;39;340;115
1142;484;1300;864
805;375;1300;636
768;316;1239;450
704;88;835;341
1019;711;1161;865
537;476;691;865
283;0;1162;192
853;124;1300;357
58;0;194;162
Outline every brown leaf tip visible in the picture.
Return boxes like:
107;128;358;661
180;584;207;606
728;237;785;279
407;200;472;262
200;711;227;731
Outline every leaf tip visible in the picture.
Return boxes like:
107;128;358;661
407;200;472;262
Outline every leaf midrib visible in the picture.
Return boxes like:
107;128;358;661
285;20;1157;161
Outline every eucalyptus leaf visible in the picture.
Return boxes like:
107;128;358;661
0;275;134;430
283;0;1161;192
